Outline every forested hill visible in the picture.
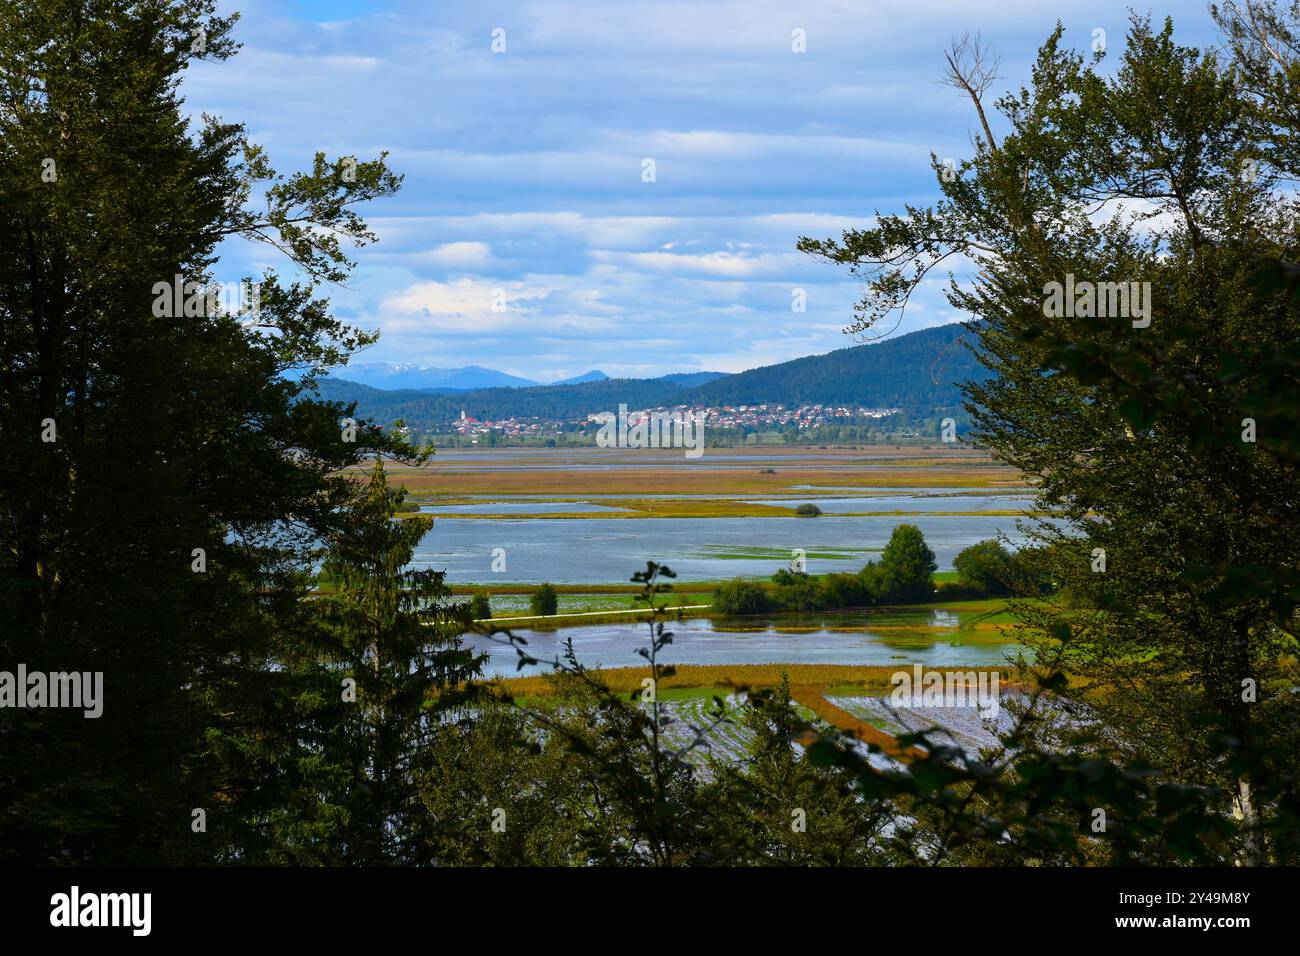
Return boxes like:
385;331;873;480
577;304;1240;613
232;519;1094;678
315;322;985;427
689;323;982;408
314;375;688;424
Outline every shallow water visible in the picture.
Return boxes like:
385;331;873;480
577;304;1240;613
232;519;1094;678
414;512;1042;583
465;608;1020;677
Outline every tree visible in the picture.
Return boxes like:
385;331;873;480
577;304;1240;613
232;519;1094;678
857;560;888;605
0;0;410;863
818;572;869;608
801;11;1300;862
260;461;482;864
877;524;937;603
469;591;492;620
953;540;1015;596
770;568;822;611
417;701;587;865
709;676;893;865
492;563;726;865
530;583;559;616
712;579;771;615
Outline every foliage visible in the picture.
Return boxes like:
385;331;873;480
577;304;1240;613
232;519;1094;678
712;579;773;615
770;568;824;610
801;8;1300;863
0;0;415;863
469;591;492;620
876;523;938;602
529;583;559;617
953;539;1016;596
246;462;483;864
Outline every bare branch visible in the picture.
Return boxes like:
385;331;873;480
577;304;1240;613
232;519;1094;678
941;32;1003;153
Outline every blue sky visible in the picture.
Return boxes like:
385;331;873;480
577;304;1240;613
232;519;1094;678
186;1;1221;382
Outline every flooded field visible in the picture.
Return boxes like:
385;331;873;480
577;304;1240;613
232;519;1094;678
466;606;1020;678
414;511;1039;583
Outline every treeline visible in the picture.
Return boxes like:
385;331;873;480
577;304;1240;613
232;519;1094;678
713;527;1050;614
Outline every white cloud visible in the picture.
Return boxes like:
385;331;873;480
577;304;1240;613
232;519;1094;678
591;249;804;278
416;241;495;270
379;278;549;332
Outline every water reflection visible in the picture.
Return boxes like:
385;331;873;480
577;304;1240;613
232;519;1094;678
467;608;1019;677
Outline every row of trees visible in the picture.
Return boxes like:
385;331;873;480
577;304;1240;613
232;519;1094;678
712;523;941;613
712;532;1056;616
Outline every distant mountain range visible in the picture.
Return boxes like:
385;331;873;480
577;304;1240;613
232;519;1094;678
338;362;537;391
312;323;984;429
337;364;644;391
552;369;610;386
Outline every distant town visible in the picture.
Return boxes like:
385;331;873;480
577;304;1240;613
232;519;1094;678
444;403;905;440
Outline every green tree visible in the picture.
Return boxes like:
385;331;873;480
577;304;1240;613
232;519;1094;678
0;0;408;863
262;461;482;864
801;12;1300;862
712;579;772;615
876;524;937;603
469;591;492;620
953;540;1015;596
710;676;893;865
770;568;822;611
818;572;869;608
857;560;888;605
530;582;559;616
497;563;724;865
418;702;586;865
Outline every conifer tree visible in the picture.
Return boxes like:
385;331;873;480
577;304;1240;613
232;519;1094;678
800;13;1300;862
0;0;408;862
257;462;482;864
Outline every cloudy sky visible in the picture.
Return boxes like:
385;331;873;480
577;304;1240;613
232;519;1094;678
186;0;1219;382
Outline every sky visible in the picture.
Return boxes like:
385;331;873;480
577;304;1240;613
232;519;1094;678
185;1;1222;382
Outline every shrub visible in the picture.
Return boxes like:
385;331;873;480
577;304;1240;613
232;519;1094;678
712;579;772;615
529;583;559;616
1009;544;1055;596
818;572;869;608
953;539;1015;596
857;560;889;605
794;503;822;517
469;592;492;620
933;579;985;601
771;568;822;611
